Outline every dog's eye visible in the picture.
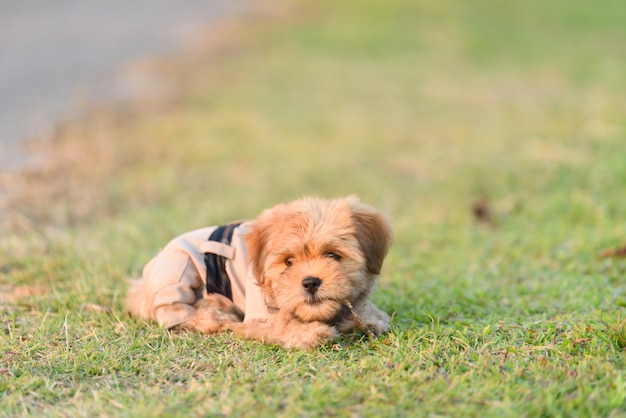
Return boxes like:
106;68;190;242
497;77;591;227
284;257;295;267
325;252;342;261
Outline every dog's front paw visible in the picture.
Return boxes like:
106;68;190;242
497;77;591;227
351;302;390;337
363;320;390;337
283;321;338;349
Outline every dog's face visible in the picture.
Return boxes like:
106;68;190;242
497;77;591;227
245;196;392;323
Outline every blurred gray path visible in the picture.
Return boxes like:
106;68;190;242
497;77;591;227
0;0;243;170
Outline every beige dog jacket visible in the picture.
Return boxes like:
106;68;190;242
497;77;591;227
141;222;269;328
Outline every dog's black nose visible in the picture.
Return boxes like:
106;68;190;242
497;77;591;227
302;276;322;294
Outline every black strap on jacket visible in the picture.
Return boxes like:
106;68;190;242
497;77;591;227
204;222;242;301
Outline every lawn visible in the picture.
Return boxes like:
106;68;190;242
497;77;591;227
2;0;626;416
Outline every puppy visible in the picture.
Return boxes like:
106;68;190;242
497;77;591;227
126;196;393;349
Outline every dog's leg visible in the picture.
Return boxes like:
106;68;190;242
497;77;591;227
351;301;390;336
173;293;244;334
226;313;338;349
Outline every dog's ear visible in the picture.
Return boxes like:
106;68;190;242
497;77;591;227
244;216;270;286
347;196;393;275
244;205;285;286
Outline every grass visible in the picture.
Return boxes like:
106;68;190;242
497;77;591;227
2;0;626;415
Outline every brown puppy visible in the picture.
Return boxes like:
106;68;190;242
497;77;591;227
126;196;393;349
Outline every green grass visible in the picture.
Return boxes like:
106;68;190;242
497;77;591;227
2;0;626;416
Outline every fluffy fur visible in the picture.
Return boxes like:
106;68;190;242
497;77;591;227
127;196;393;349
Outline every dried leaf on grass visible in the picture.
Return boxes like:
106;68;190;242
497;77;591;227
472;196;496;226
598;246;626;259
83;303;113;314
0;284;48;304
